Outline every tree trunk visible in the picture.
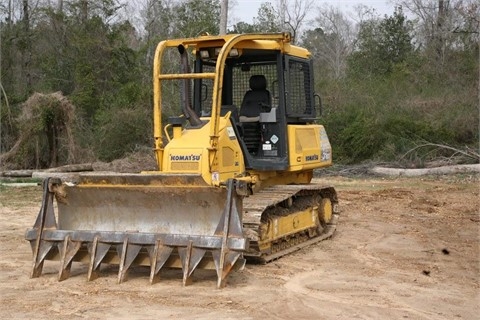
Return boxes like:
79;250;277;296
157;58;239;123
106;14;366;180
0;170;35;177
435;0;446;66
22;0;32;95
46;123;59;168
219;0;228;35
7;0;12;25
45;163;93;172
370;164;480;177
81;0;88;23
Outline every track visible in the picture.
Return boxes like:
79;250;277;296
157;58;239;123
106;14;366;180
242;184;338;263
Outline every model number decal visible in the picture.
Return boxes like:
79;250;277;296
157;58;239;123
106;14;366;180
305;154;319;161
170;154;201;161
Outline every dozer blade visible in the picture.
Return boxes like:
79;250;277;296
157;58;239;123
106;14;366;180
25;174;247;288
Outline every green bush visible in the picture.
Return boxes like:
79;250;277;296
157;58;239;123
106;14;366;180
93;106;152;162
321;66;479;165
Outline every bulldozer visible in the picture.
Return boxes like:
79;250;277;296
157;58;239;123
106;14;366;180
25;33;338;288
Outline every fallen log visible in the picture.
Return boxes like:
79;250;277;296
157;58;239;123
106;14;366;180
0;170;35;177
31;171;80;180
370;164;480;177
1;163;93;178
45;163;93;172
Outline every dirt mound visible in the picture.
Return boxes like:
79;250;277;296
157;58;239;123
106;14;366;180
92;149;157;173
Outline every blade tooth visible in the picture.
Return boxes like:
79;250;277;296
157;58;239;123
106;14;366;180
148;242;159;285
187;248;206;278
94;243;111;270
87;236;111;281
117;237;128;284
31;240;56;278
213;250;242;289
30;179;58;279
87;237;99;281
118;240;142;284
178;241;194;286
222;252;241;275
58;235;82;281
28;239;42;278
30;259;45;279
28;239;37;253
37;240;56;265
149;240;173;284
156;247;174;271
212;250;223;287
155;249;173;282
177;245;207;282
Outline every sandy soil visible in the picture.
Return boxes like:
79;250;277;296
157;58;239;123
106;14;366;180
0;174;479;319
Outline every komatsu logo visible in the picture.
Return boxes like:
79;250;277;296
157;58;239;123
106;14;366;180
305;154;319;161
170;154;201;161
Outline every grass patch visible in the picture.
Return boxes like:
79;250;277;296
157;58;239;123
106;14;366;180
0;186;43;208
0;177;43;184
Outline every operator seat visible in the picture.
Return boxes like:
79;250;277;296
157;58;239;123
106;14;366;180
239;75;271;154
239;75;271;121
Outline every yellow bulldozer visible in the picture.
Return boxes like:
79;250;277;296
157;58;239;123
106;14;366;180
25;33;338;288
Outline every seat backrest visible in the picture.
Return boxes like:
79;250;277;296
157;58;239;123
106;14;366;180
240;75;271;118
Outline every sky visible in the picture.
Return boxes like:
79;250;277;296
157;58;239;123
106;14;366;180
231;0;396;24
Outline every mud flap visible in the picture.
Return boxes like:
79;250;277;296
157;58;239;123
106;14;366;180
25;175;248;288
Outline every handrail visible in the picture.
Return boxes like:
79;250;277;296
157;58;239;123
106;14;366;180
158;73;216;80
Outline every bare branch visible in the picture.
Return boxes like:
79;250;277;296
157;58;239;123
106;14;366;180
401;142;480;162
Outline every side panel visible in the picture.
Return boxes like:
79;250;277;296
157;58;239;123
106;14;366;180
287;124;332;171
161;116;245;185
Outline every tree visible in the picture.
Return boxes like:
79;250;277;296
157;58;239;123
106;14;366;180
282;0;314;43
349;7;414;77
302;5;356;80
219;0;228;34
229;21;257;33
253;2;281;33
141;0;175;64
251;0;314;43
21;0;32;94
395;0;480;66
173;0;220;37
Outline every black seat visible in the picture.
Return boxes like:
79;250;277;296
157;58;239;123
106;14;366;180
239;75;270;154
239;75;271;119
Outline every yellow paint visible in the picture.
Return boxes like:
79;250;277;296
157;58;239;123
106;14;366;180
287;124;332;171
161;114;245;185
258;207;318;246
319;197;333;223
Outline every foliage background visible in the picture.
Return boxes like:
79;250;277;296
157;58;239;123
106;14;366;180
0;0;478;169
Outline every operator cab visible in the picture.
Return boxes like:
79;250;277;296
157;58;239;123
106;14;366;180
193;47;318;171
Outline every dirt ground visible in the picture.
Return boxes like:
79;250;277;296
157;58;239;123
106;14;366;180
0;174;478;319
